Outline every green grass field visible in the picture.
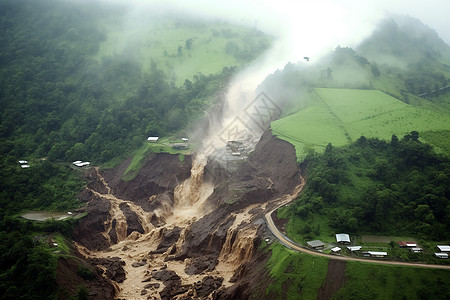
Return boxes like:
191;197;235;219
265;243;328;299
271;88;450;160
96;18;271;84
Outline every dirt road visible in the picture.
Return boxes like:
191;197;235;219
265;209;450;270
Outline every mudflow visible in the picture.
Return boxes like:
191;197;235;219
66;129;303;299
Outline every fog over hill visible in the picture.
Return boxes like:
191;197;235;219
104;0;450;64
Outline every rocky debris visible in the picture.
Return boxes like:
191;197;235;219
193;276;224;298
119;202;145;236
73;195;111;251
185;255;218;275
151;268;180;282
140;289;148;295
149;267;190;300
131;258;147;268
109;219;118;244
143;282;160;289
90;257;126;283
84;167;109;195
150;226;182;254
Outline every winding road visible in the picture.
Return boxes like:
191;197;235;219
265;208;450;270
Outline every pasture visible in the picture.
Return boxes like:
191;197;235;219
271;88;450;160
96;17;271;84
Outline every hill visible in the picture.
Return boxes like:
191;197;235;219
0;1;272;298
271;88;450;160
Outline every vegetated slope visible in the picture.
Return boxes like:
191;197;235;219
271;88;450;160
0;1;272;298
258;14;450;299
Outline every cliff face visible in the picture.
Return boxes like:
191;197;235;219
64;130;302;299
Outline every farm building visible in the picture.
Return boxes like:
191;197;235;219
147;136;159;142
435;253;448;259
397;241;417;247
331;247;341;253
347;246;362;251
336;233;350;244
307;240;325;249
410;247;423;253
436;245;450;252
365;251;388;258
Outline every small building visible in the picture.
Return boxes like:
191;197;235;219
410;247;423;253
336;233;350;244
74;162;90;167
347;246;362;252
147;136;159;142
20;164;30;168
182;138;189;142
367;251;388;258
331;247;341;253
18;160;28;164
73;160;82;165
307;240;325;249
435;253;448;259
436;245;450;252
397;241;417;248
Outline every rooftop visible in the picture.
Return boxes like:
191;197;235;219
307;240;325;248
336;233;350;243
436;245;450;252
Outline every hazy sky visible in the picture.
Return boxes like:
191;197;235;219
110;0;450;58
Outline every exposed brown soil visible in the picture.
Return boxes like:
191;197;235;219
56;256;117;300
317;259;347;300
60;130;304;299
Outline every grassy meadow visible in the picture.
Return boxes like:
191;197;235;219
271;88;450;160
96;17;271;84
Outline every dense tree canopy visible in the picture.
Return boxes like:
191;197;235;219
289;132;450;240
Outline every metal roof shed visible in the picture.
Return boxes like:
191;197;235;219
336;233;350;243
307;240;325;249
437;245;450;252
435;253;448;259
147;137;159;142
347;246;362;251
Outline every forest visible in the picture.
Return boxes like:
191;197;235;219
282;132;450;241
0;0;272;298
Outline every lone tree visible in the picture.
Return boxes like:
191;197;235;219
185;38;193;50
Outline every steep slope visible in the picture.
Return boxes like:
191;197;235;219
66;130;302;299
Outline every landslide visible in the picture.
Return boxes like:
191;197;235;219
171;130;302;285
66;131;303;299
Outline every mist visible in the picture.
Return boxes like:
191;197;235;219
102;0;450;65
